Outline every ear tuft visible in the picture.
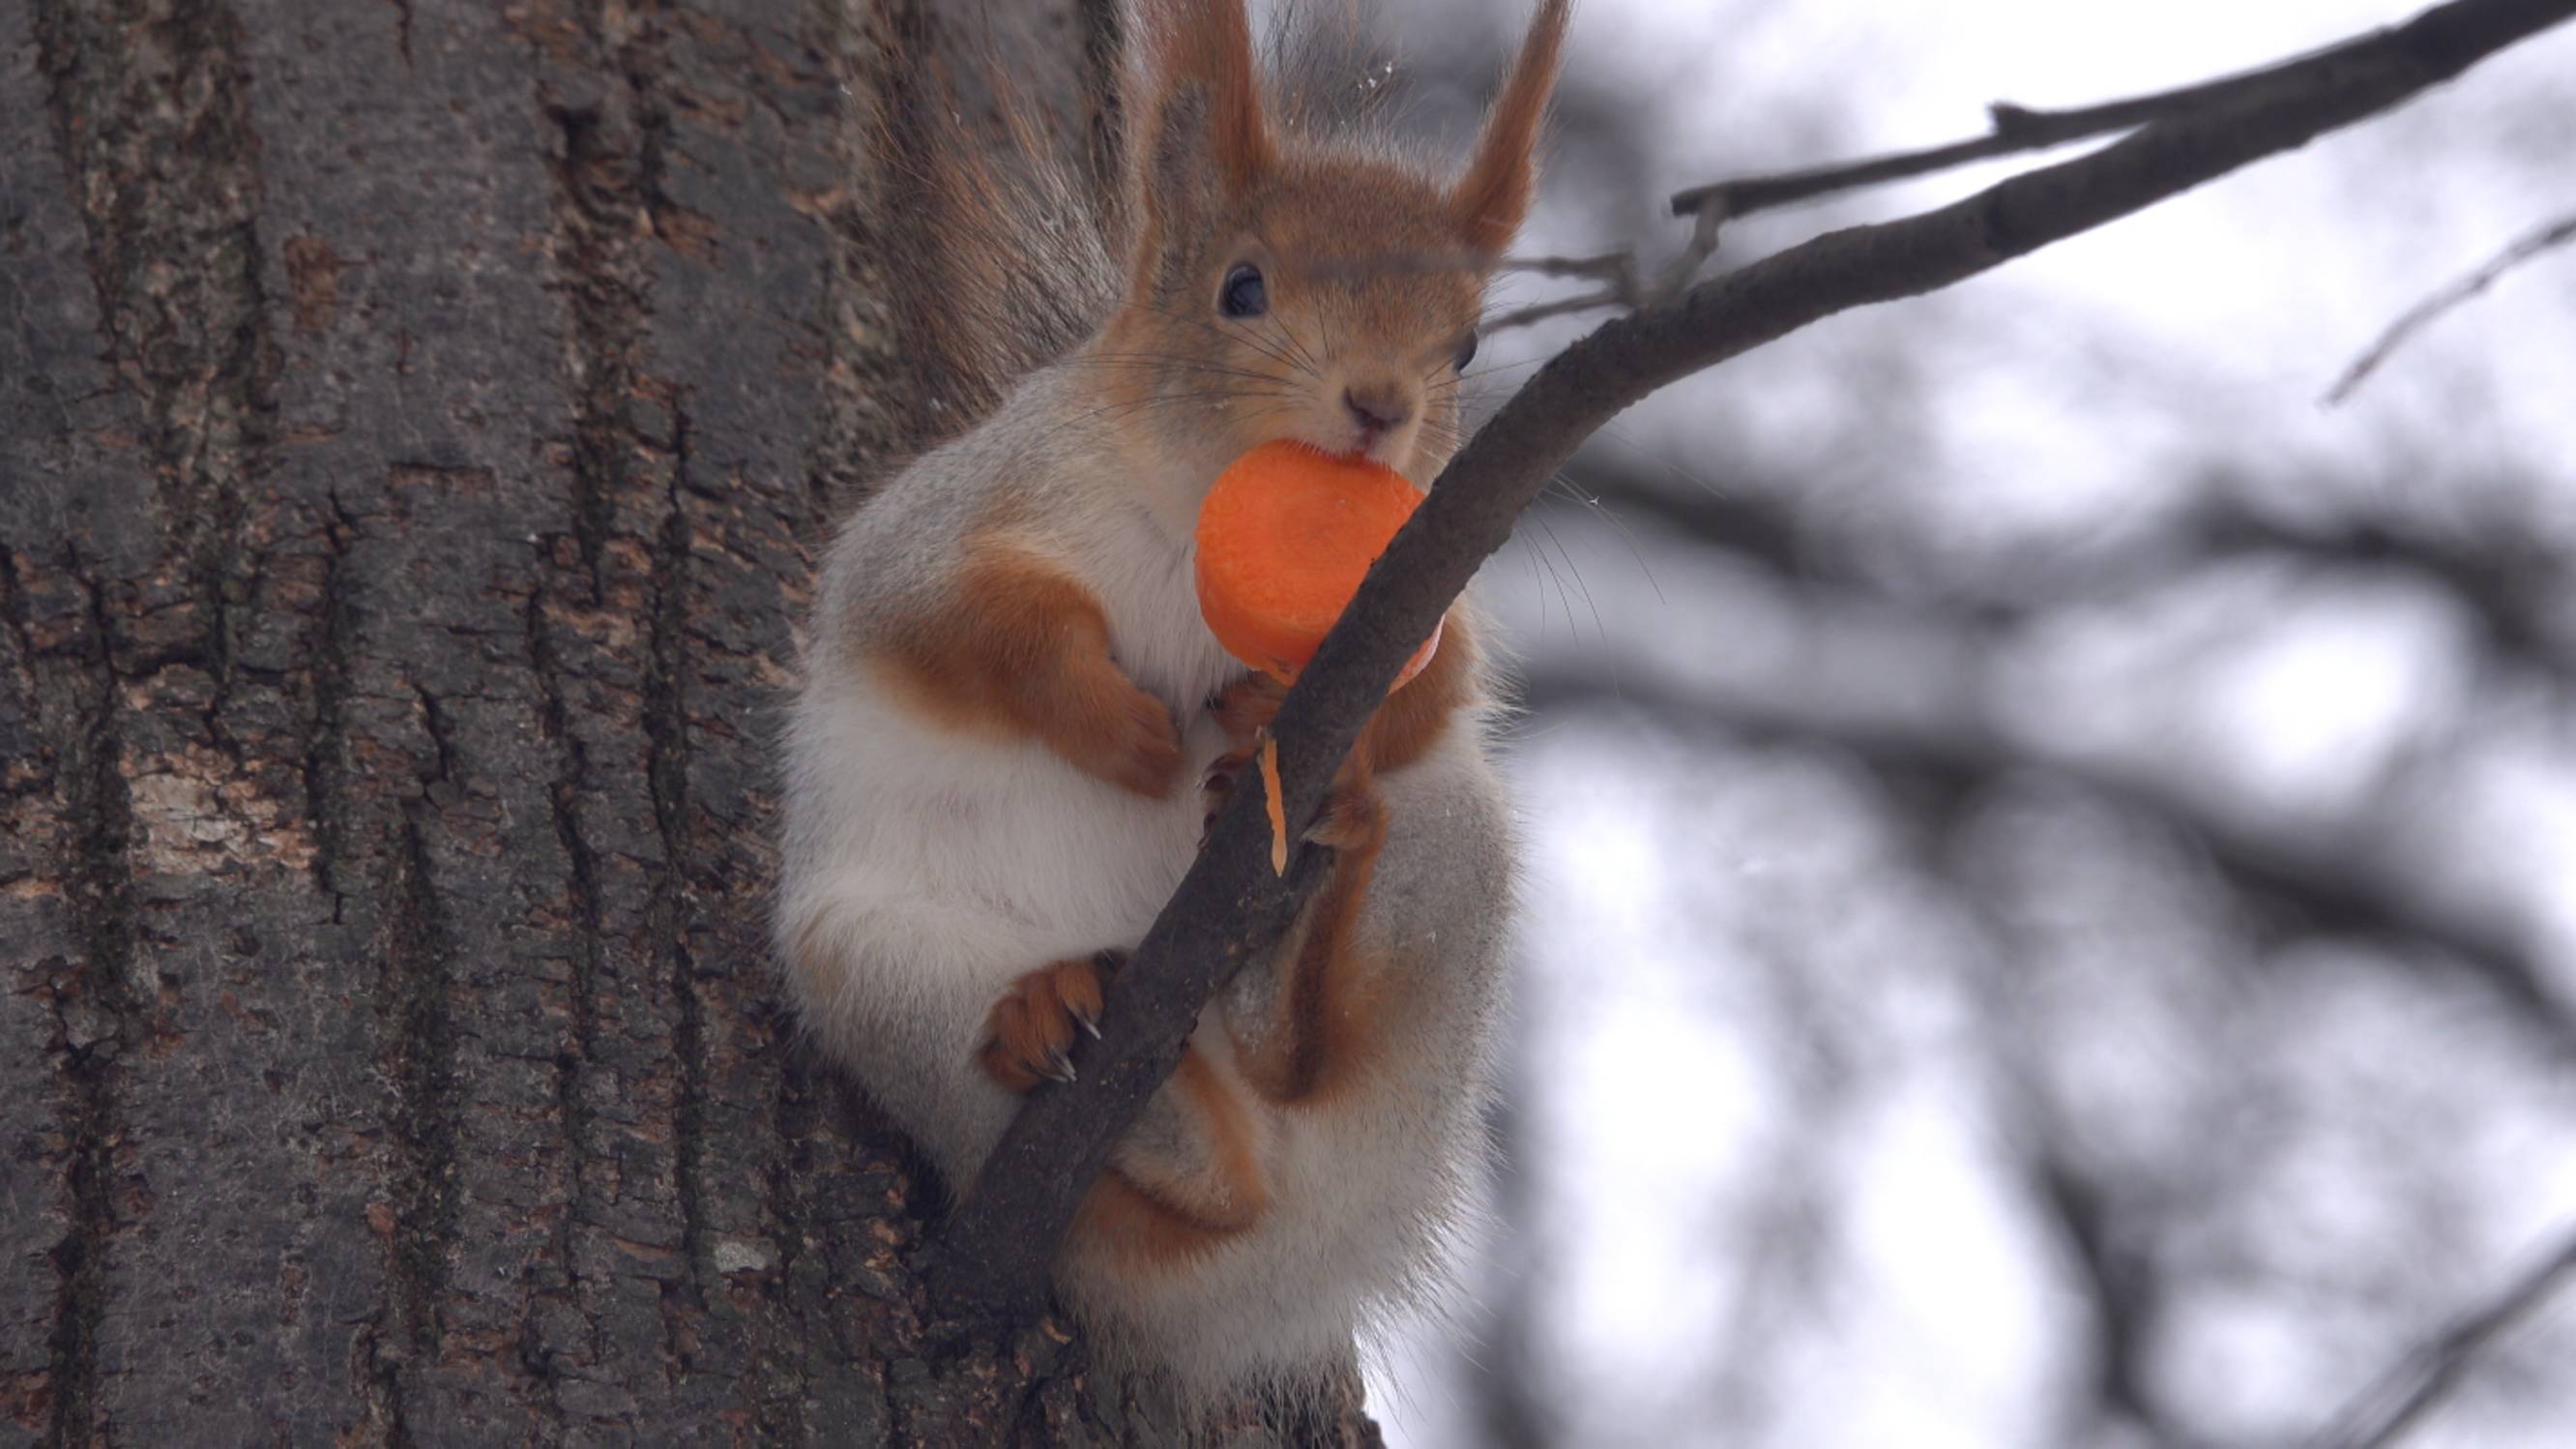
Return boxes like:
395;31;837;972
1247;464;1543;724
1450;0;1570;257
1132;0;1273;204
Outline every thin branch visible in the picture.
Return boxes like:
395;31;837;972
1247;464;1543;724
2307;1226;2576;1449
936;0;2576;1324
1482;289;1628;333
1669;32;2364;223
1503;251;1637;286
2326;210;2576;403
1651;205;1726;304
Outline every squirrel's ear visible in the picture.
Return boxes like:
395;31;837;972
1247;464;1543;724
1129;0;1272;221
1449;0;1569;256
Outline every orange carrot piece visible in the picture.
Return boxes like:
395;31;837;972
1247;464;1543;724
1194;441;1441;687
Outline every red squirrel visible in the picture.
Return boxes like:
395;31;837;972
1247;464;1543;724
776;0;1567;1416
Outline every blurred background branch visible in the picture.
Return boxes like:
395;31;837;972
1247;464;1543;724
1667;29;2380;225
2327;211;2576;403
2310;1227;2576;1448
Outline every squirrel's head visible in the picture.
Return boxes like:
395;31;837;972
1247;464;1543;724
1097;0;1569;493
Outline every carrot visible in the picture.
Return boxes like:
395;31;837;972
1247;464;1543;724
1193;441;1442;688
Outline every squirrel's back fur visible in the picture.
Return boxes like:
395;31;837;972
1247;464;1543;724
782;0;1568;1422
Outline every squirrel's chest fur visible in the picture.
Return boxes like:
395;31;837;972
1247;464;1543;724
816;416;1238;961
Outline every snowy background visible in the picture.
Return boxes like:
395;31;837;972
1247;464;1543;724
1353;2;2576;1444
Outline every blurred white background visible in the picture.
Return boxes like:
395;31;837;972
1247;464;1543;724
1354;2;2576;1444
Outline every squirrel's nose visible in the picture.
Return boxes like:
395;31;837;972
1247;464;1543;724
1342;384;1413;432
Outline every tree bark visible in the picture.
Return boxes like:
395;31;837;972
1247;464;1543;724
0;0;1289;1443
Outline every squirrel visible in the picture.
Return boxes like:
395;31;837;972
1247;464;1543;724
776;0;1568;1417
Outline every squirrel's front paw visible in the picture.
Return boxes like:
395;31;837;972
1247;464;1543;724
1200;744;1254;847
979;952;1120;1091
1209;671;1287;748
1073;676;1183;799
1200;673;1285;845
1201;745;1389;854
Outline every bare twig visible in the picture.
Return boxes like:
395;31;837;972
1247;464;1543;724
1482;250;1642;332
1482;289;1628;332
1669;32;2364;224
2307;1226;2576;1449
938;0;2576;1324
1651;205;1726;303
1503;250;1636;286
2326;210;2576;403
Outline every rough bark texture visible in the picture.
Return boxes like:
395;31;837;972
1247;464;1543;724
0;0;1362;1443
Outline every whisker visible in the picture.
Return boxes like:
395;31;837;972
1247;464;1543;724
1528;513;1610;656
1117;301;1321;381
1264;315;1328;380
1541;472;1664;606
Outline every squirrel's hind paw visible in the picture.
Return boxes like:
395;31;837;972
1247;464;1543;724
979;953;1119;1091
1304;776;1387;853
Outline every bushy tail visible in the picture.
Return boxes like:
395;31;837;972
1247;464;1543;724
877;11;1129;450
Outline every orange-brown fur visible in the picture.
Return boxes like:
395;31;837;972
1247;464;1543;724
1090;149;1490;472
1145;0;1272;202
1080;1156;1259;1277
981;957;1109;1091
1126;1047;1273;1229
1059;1051;1274;1273
1451;0;1569;254
874;535;1183;799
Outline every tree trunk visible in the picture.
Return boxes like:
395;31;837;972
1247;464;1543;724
1;0;1340;1443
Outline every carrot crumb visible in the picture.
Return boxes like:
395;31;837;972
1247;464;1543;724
1259;736;1287;875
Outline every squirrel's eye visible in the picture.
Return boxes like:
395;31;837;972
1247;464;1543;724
1219;264;1268;319
1452;330;1479;371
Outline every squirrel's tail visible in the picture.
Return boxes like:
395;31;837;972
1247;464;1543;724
877;13;1129;452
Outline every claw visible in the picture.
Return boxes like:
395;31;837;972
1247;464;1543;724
1073;1010;1101;1040
1045;1049;1078;1084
